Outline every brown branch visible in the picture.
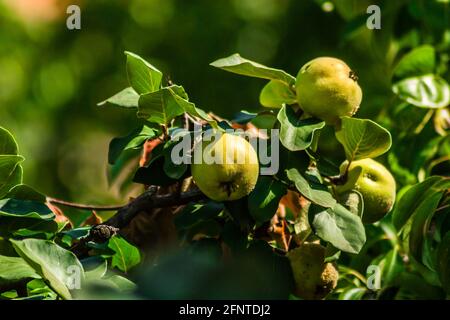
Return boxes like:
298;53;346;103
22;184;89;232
69;187;206;256
50;188;206;229
104;188;206;229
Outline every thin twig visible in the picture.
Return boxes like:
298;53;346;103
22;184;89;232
414;109;434;134
436;204;450;213
183;113;190;130
185;113;205;126
161;125;169;140
46;197;124;211
428;155;450;174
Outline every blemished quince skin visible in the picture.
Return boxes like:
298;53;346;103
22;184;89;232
295;57;362;125
287;242;338;300
191;133;259;201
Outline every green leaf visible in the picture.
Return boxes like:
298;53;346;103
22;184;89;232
125;51;162;94
97;87;139;109
138;85;216;128
392;176;450;230
392;74;449;109
409;191;444;266
0;164;23;199
232;111;258;124
248;177;287;223
82;257;108;281
0;155;24;198
438;232;450;294
339;287;367;300
383;248;403;286
395;272;445;299
324;244;341;263
231;111;277;129
210;53;295;85
108;125;158;165
62;226;91;240
0;215;58;238
260;80;297;108
169;86;218;129
11;220;59;238
5;184;47;202
286;167;336;208
11;239;84;300
0;127;19;155
162;139;188;179
335;117;392;161
309;203;366;254
175;202;224;231
0;156;25;175
138;86;191;125
26;279;57;299
0;198;54;220
277;106;325;151
393;45;436;79
107;235;141;273
106;274;137;292
0;255;41;286
1;290;18;299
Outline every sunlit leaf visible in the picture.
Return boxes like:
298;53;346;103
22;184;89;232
0;127;19;155
210;53;295;85
107;235;141;273
0;255;41;286
335;117;392;161
125;51;162;94
286;167;336;208
138;87;185;124
97;87;139;109
82;257;108;281
260;80;297;108
0;164;23;199
393;45;435;79
11;239;84;300
309;203;366;254
138;85;216;128
392;74;449;109
339;287;367;300
277;106;325;151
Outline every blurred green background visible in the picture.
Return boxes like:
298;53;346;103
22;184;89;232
0;0;446;208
